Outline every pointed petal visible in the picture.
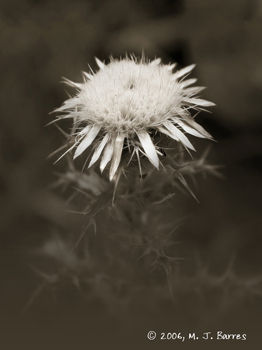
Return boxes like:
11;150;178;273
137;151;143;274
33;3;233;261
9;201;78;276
174;119;207;139
167;63;176;71
184;86;206;95
184;97;215;107
88;134;109;168
150;58;161;66
78;125;91;136
62;77;82;89
109;134;125;181
53;98;79;113
73;125;101;159
180;78;197;88
82;71;93;80
175;64;196;79
158;126;178;140
180;117;213;139
95;57;105;70
137;131;159;169
163;121;195;151
54;142;78;164
100;137;115;173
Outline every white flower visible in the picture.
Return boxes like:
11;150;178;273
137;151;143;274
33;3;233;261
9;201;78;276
54;56;215;181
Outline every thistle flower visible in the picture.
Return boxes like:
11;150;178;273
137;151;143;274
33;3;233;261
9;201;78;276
54;56;215;181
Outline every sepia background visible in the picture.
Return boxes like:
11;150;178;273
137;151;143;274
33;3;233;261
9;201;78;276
1;0;262;349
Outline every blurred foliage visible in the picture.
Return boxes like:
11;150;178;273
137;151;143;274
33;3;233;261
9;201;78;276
26;145;261;315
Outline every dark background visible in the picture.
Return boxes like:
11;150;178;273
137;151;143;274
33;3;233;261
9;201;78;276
1;0;262;349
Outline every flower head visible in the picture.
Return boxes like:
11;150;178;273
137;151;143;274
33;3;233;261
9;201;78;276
54;56;214;180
